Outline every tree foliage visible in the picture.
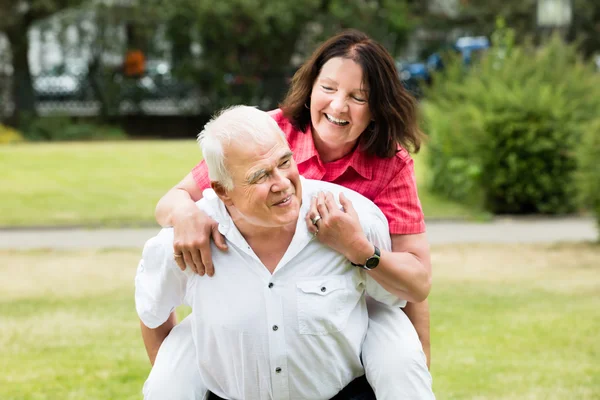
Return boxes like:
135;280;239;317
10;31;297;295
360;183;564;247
152;0;415;110
424;27;600;215
0;0;83;125
415;0;600;58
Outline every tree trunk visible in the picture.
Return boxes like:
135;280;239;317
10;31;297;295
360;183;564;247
6;20;36;128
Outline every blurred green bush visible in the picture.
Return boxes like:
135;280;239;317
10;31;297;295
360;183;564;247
576;119;600;236
0;124;24;144
21;117;128;142
423;30;600;215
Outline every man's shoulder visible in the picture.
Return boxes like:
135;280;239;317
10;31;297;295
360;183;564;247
142;227;174;260
196;189;226;219
304;179;374;208
303;179;388;230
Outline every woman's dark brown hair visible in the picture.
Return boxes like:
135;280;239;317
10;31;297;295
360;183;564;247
280;29;424;158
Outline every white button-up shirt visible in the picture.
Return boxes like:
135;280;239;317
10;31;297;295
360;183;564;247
135;178;405;400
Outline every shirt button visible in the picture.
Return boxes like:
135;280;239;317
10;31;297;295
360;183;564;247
268;283;274;288
321;286;326;292
275;367;282;373
272;325;278;331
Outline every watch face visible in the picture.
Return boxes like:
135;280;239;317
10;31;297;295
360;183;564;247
366;257;379;269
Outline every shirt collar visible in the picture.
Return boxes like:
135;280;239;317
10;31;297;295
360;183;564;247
199;183;316;261
293;124;372;180
292;124;319;165
343;145;373;180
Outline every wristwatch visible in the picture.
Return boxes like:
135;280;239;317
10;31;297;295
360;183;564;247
351;245;381;270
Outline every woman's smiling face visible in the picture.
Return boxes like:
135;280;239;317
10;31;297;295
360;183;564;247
309;57;372;160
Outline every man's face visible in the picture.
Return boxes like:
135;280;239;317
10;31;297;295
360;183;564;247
218;133;302;229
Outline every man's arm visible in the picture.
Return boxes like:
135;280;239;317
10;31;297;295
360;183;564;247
140;312;177;365
135;230;190;362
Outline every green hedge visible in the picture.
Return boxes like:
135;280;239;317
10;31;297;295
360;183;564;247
21;116;127;142
577;119;600;237
0;124;24;144
424;31;600;215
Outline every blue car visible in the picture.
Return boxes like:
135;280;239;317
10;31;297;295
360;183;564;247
397;61;431;98
399;36;490;98
427;36;490;71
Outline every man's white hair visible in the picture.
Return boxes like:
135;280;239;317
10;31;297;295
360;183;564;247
197;105;287;190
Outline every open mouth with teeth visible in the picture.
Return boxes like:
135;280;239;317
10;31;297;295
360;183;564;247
273;195;293;206
325;113;349;126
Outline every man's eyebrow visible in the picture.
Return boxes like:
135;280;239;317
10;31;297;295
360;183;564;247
247;152;293;183
248;168;268;183
280;151;293;160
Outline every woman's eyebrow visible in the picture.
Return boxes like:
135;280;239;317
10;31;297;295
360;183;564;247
319;78;368;93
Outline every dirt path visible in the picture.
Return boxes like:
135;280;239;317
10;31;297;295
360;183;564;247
0;217;596;250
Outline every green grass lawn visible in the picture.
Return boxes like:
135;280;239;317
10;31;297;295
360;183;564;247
0;141;480;227
1;243;598;399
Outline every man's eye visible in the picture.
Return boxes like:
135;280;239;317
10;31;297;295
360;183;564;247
280;159;291;168
255;174;267;183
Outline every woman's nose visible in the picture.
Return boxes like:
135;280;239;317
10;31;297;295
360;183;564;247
330;94;348;113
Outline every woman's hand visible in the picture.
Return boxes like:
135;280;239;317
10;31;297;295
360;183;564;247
305;191;373;264
171;206;227;276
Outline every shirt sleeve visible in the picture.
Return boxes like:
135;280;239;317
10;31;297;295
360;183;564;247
363;209;407;308
191;160;212;191
373;155;426;235
135;228;193;328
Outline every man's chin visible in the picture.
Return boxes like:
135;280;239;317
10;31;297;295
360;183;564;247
277;210;300;226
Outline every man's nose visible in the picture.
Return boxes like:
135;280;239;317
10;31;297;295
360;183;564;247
271;170;291;192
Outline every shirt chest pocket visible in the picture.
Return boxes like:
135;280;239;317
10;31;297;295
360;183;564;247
296;276;359;335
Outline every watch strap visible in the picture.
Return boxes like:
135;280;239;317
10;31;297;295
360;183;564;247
351;245;380;269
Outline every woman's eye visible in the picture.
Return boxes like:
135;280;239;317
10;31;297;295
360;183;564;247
321;85;334;91
353;96;367;103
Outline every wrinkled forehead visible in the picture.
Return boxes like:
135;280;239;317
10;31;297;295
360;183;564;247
225;132;290;173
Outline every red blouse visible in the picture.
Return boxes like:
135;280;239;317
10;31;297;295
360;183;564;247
192;109;425;235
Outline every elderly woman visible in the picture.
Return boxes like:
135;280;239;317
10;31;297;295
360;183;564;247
151;29;433;399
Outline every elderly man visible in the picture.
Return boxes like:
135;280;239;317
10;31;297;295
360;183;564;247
136;106;434;399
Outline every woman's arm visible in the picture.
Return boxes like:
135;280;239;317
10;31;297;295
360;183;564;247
362;233;431;303
307;192;432;366
402;300;430;369
389;232;431;369
310;191;431;302
155;172;205;227
155;171;227;277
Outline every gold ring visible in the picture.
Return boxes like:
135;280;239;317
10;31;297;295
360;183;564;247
174;253;183;258
311;215;322;226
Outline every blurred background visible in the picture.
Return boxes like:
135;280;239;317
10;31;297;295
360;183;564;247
1;0;599;227
2;0;600;223
1;1;599;399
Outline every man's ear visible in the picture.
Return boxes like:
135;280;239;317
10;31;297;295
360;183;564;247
211;182;233;205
